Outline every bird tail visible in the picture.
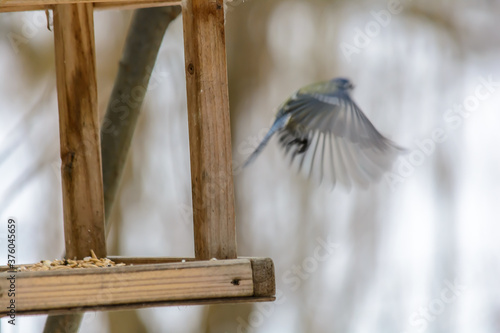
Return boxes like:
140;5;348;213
243;115;289;168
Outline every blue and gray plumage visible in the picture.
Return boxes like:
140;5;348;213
243;78;403;189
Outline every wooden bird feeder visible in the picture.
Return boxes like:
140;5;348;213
0;0;275;317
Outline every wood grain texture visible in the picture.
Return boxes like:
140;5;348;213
0;0;179;12
0;4;47;12
53;3;106;259
3;296;276;317
0;259;263;316
182;0;237;260
94;0;179;10
107;256;197;265
250;258;276;297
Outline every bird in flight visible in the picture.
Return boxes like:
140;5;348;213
243;77;404;190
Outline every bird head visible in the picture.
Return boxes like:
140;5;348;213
297;77;354;96
329;77;354;91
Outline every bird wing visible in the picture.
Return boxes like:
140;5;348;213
242;113;290;168
284;91;399;150
278;91;402;189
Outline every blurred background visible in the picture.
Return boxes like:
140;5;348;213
1;0;500;332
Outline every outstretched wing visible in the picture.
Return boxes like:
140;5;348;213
278;91;403;189
243;113;290;168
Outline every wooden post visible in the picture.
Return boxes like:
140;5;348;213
53;3;106;259
182;0;237;260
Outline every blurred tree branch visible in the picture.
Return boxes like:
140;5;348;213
101;5;181;232
42;6;181;333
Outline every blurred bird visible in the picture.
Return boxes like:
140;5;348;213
243;77;403;189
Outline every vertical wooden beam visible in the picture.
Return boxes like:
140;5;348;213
53;4;106;259
182;0;237;260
